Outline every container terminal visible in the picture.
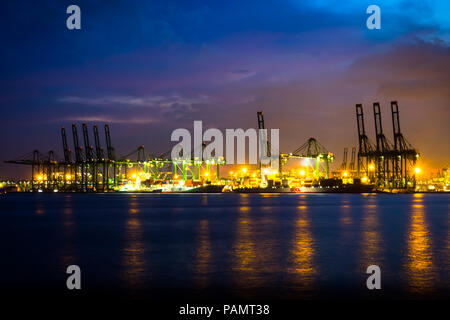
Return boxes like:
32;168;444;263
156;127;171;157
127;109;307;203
2;101;449;193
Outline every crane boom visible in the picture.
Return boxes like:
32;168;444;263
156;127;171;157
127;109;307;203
104;124;115;160
93;125;103;160
82;123;94;161
72;124;82;163
61;127;71;163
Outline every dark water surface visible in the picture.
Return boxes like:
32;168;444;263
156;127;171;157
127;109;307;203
1;193;449;300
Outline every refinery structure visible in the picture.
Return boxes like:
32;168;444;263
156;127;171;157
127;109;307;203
2;101;448;193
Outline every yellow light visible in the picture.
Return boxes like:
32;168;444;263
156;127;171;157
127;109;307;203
369;164;375;171
263;169;269;174
66;174;71;180
415;167;421;174
242;167;247;173
362;176;368;182
229;171;233;175
174;175;179;179
132;173;137;178
204;172;209;176
299;170;305;176
252;173;256;177
343;171;348;177
37;175;43;181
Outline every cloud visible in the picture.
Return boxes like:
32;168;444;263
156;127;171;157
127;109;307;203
58;115;159;124
57;93;211;124
346;40;450;101
227;69;256;82
58;94;209;111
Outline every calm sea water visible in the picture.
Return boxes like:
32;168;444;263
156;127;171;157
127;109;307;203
0;193;449;300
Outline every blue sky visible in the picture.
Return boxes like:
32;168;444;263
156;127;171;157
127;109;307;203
0;0;449;178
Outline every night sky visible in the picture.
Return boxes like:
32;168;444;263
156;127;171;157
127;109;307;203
1;1;449;179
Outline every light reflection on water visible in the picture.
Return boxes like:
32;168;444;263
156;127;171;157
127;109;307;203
123;195;147;288
287;202;316;291
232;197;279;295
339;197;353;252
359;196;382;269
405;193;434;292
232;205;257;289
339;197;352;228
194;219;212;288
61;194;76;267
447;215;450;288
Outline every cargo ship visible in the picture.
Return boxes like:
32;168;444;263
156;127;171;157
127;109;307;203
232;178;375;193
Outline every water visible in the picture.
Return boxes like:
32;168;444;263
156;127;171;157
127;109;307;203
0;193;449;300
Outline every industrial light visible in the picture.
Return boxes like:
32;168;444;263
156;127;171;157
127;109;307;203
132;173;137;178
362;176;368;183
204;172;209;176
369;164;374;171
415;167;421;174
242;167;247;173
343;171;348;177
66;174;71;180
299;170;305;176
37;175;43;181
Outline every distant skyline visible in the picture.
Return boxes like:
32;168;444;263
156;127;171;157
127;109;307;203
1;0;449;179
